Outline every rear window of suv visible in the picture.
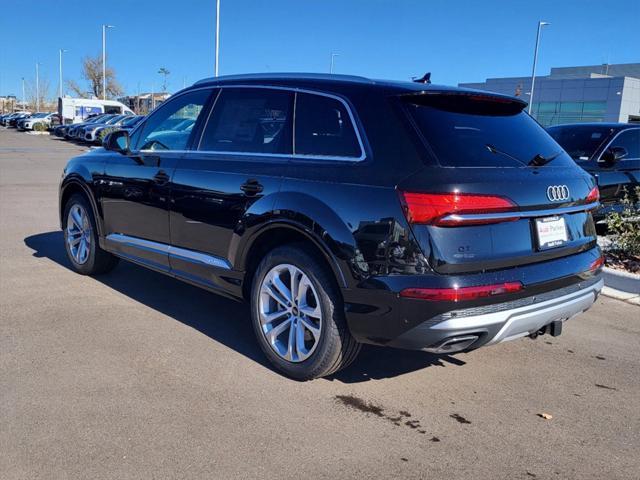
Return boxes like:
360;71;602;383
405;93;572;168
547;125;614;161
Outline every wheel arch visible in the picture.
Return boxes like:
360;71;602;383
59;178;103;236
238;221;351;301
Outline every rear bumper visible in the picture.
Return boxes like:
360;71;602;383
388;277;602;352
343;246;603;348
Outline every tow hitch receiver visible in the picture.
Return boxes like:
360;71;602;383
530;320;564;339
549;320;563;337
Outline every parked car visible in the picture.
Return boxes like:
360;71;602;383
547;123;640;223
65;114;114;139
80;114;133;143
2;112;17;125
8;112;32;127
55;113;107;138
17;112;58;131
5;112;31;126
59;73;603;380
93;114;145;144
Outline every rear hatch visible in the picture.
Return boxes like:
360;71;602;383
397;91;599;274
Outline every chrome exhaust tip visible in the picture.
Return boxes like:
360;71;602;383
426;335;480;354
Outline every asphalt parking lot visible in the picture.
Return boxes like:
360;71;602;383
1;128;639;480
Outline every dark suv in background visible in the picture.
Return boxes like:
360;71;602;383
59;73;603;380
547;123;640;222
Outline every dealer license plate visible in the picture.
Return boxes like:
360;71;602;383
535;216;568;250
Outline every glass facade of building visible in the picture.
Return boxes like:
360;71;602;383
459;64;640;125
531;101;607;127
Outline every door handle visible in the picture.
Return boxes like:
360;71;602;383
153;170;170;186
240;179;264;196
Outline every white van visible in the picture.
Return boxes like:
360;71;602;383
58;97;134;124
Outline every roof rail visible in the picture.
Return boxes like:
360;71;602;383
194;72;375;86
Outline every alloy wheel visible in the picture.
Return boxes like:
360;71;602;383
66;204;91;265
258;264;323;363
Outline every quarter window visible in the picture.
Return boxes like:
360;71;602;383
610;129;640;160
199;88;293;154
135;89;212;151
294;93;361;158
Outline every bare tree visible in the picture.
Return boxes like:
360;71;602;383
68;55;123;99
26;77;52;111
66;79;88;98
158;67;170;93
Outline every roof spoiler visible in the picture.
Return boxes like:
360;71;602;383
402;90;528;114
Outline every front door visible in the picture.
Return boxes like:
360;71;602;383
100;88;214;271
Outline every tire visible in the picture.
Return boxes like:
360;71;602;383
250;244;361;380
62;193;119;275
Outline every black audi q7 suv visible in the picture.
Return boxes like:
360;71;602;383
59;73;603;380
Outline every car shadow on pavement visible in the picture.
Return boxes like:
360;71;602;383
24;231;467;383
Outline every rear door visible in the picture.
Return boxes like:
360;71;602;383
399;93;598;274
99;88;213;271
169;87;293;287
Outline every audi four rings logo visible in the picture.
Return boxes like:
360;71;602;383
547;185;570;201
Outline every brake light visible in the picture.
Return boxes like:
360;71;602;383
589;256;605;272
400;282;523;302
586;186;600;204
399;191;518;226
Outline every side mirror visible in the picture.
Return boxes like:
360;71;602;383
103;129;130;154
600;146;628;166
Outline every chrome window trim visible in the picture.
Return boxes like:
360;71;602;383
596;127;640;163
439;201;599;223
192;84;367;162
106;233;232;270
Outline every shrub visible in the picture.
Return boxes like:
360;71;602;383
98;127;116;141
606;186;640;257
33;122;47;132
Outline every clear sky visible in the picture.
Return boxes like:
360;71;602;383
1;0;638;98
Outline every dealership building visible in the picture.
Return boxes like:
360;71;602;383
459;63;640;126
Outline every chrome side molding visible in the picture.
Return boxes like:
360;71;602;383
105;233;232;270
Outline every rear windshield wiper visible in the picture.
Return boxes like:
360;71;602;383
485;144;527;166
529;151;563;167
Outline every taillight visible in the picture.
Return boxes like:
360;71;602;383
589;256;605;272
400;282;523;302
586;186;600;204
399;191;518;226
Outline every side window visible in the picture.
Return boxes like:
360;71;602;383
135;89;212;151
294;92;362;158
610;129;640;160
199;88;293;154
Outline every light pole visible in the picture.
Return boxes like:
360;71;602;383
35;62;40;112
528;21;550;115
330;53;339;74
22;77;26;110
102;24;115;100
214;0;220;77
59;48;67;99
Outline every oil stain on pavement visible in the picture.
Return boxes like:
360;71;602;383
334;395;432;435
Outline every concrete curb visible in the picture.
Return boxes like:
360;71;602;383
601;286;640;306
601;267;640;306
602;267;640;294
